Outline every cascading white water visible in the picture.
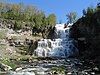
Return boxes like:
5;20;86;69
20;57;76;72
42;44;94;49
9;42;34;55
34;23;78;58
6;23;79;75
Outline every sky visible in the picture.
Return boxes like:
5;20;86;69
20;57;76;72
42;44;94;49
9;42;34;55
4;0;99;23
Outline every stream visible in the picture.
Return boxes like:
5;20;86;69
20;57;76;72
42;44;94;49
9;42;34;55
1;58;99;75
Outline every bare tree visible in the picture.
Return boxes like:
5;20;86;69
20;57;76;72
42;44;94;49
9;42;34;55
66;12;77;24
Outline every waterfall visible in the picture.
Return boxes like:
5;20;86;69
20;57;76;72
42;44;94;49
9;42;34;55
34;23;78;58
6;24;79;75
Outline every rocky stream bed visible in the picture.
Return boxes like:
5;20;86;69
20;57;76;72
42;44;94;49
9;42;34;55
0;58;100;75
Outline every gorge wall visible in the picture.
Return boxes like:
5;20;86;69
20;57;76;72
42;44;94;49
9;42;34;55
70;6;100;60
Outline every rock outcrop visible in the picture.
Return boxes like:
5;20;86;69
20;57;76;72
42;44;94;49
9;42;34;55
70;6;100;60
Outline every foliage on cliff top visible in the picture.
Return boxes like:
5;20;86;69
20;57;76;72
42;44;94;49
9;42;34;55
0;2;56;30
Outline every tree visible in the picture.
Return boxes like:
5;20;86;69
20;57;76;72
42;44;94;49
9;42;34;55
42;16;48;27
47;14;56;26
66;12;77;24
83;9;87;16
96;3;100;11
83;6;95;17
0;2;57;37
34;12;45;28
86;7;95;17
14;21;22;30
82;7;96;26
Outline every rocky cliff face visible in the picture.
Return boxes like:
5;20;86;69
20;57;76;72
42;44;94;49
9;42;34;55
70;8;100;60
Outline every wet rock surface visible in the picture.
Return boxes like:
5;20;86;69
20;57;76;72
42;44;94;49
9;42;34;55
0;58;100;75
